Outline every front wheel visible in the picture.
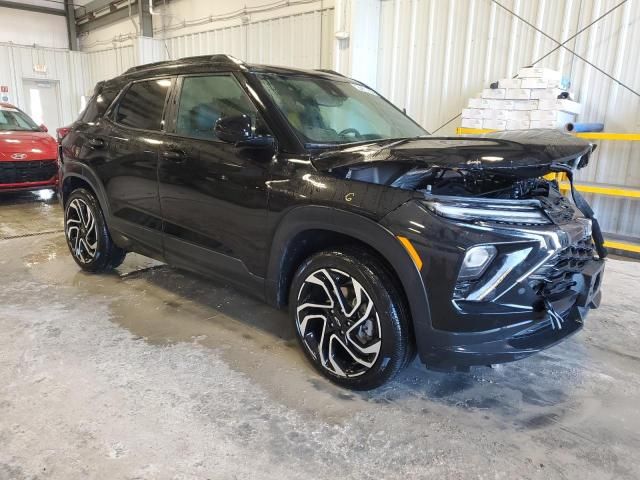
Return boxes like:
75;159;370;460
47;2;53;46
64;188;126;272
290;248;413;390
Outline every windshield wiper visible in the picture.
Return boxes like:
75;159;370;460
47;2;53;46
383;136;430;149
304;136;429;150
303;140;377;149
370;136;432;155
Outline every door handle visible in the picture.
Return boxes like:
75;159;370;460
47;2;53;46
161;149;187;163
88;137;105;149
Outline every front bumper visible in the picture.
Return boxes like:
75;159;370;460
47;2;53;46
382;200;605;370
422;258;603;369
0;177;59;193
0;159;59;193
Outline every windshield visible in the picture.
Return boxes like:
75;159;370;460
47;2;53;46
0;106;40;132
256;73;427;146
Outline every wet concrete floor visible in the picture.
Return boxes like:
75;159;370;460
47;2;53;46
1;191;639;479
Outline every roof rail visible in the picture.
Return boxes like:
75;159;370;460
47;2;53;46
208;54;244;65
124;60;169;75
315;69;347;77
124;54;244;75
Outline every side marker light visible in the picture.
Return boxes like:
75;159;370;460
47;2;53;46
397;236;423;271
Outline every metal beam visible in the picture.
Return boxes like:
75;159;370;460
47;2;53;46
76;3;138;34
64;0;78;50
0;0;65;16
138;0;152;37
74;0;120;20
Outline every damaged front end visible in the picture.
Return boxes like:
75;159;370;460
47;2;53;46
314;129;606;368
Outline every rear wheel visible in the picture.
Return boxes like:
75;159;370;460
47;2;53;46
290;248;412;390
64;188;126;272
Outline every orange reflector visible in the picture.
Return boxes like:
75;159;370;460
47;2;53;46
397;236;423;271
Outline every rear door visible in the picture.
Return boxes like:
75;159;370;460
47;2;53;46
158;73;272;287
98;77;174;258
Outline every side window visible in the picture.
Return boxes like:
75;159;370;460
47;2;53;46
115;78;172;131
81;87;118;124
175;75;263;140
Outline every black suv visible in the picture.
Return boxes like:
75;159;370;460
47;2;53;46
59;55;605;389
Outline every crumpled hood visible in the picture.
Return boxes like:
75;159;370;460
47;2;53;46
312;129;594;177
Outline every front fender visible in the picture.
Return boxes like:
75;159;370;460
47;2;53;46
265;204;433;359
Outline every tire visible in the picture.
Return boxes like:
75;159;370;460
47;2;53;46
290;247;413;390
64;188;127;272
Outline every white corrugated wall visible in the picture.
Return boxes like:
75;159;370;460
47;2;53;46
0;44;93;131
85;45;137;88
163;26;246;60
80;8;334;90
374;0;640;241
161;9;335;69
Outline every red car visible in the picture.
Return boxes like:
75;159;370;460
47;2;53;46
0;102;59;193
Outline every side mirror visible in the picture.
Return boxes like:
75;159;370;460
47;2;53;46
214;115;274;148
39;124;48;133
214;115;252;143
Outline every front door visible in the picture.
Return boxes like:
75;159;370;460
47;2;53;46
159;73;272;288
98;77;174;257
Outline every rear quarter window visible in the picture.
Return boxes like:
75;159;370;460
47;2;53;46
114;78;172;131
81;87;119;123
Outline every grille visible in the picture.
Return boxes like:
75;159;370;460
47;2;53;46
530;237;595;298
0;160;57;184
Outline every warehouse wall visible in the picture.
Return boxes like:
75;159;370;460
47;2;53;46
79;0;335;51
0;7;68;49
154;0;334;37
84;45;137;87
78;18;137;52
0;44;92;131
369;0;639;134
79;0;334;87
335;0;640;241
162;9;334;69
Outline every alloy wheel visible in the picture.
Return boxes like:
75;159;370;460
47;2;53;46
295;268;382;378
66;198;98;264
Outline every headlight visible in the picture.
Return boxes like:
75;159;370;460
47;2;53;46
423;198;551;225
458;245;497;280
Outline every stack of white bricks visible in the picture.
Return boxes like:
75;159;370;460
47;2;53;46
461;67;581;131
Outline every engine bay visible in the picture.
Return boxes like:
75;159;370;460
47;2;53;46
337;162;558;200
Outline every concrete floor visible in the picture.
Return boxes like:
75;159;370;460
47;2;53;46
1;191;639;480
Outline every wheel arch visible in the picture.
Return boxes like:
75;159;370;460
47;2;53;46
62;175;94;205
61;163;111;220
265;206;433;351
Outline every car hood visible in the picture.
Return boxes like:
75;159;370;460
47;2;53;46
0;130;58;161
311;129;594;177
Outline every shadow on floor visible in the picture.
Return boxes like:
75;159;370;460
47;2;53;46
111;260;581;423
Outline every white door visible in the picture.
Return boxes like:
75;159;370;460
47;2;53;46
22;79;61;133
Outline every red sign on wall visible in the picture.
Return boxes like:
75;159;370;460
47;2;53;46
0;86;8;93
